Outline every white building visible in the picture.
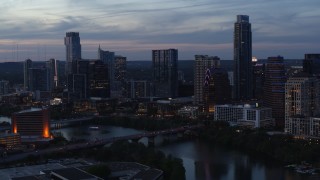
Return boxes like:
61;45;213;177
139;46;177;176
214;104;274;128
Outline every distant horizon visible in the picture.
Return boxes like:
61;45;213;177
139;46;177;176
0;1;318;62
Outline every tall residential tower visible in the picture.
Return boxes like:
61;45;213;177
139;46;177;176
233;15;253;101
194;55;220;105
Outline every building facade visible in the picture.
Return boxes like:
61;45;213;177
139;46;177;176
29;68;50;92
12;108;50;139
264;56;286;128
46;58;60;90
127;80;151;99
285;75;320;134
214;104;274;128
203;67;231;114
0;80;9;95
152;49;178;98
24;59;32;91
65;32;81;75
233;15;253;101
194;55;220;105
303;54;320;76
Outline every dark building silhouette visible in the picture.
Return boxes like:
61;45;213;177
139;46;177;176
23;59;32;91
203;67;231;114
46;58;60;90
152;49;178;98
65;32;81;75
29;68;50;92
253;63;265;100
233;15;253;101
303;54;320;75
89;60;110;98
264;56;286;128
68;59;109;100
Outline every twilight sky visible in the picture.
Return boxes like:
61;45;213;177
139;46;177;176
0;0;319;61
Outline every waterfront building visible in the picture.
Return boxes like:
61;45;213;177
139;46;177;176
65;32;81;75
98;46;116;96
284;74;320;134
11;108;50;139
194;55;220;105
152;49;178;98
23;59;32;91
264;56;286;128
0;133;21;150
214;104;274;128
233;15;253;100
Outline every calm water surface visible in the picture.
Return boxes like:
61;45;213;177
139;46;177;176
46;125;320;180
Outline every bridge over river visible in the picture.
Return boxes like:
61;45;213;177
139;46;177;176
0;124;204;163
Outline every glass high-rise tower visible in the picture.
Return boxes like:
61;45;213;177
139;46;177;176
65;32;81;75
152;49;178;98
233;15;253;100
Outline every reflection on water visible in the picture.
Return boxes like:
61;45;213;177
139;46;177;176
52;125;319;180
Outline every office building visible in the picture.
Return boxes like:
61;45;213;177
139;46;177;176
285;75;320;134
68;59;90;100
203;67;231;114
114;55;127;98
253;63;265;100
65;32;81;75
89;60;110;98
214;104;274;128
29;68;50;92
98;46;115;95
152;49;178;98
127;80;151;99
12;108;50;139
194;55;220;105
264;56;286;127
233;15;253;100
303;54;320;75
0;80;9;95
24;59;32;91
46;58;59;89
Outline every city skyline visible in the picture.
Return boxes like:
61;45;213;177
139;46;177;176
0;0;319;61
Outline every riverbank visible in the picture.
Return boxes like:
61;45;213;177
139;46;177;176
199;121;320;166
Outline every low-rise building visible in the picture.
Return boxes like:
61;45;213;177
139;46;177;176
214;104;274;128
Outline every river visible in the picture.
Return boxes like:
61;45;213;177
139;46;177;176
51;124;319;180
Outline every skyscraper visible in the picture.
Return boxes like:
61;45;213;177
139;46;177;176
233;15;253;100
29;68;50;92
98;46;115;96
46;58;60;90
203;67;231;114
264;56;286;127
303;54;320;75
152;49;178;98
24;59;32;91
114;55;127;98
65;32;81;75
194;55;220;105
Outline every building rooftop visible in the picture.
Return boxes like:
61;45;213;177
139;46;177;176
50;167;102;180
130;168;163;180
16;108;44;114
